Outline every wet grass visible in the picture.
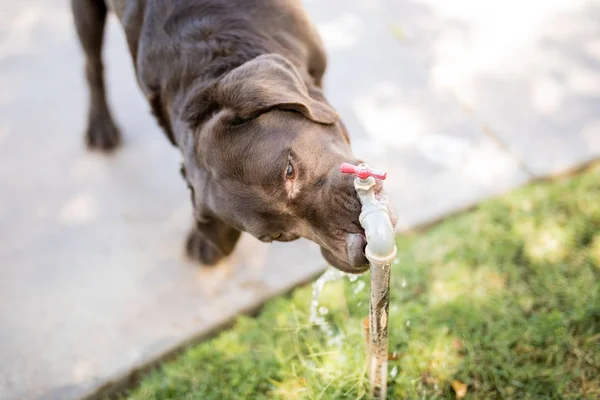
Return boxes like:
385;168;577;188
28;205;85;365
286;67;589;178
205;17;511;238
126;166;600;399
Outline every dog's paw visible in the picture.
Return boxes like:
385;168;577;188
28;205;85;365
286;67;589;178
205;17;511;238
185;229;224;266
86;114;121;152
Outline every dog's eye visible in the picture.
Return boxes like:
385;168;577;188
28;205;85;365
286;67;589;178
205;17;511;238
229;115;248;126
286;162;295;180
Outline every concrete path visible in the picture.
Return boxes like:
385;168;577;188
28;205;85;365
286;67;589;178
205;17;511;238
0;1;598;399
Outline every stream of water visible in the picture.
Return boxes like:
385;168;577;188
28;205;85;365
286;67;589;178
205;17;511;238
309;267;351;347
309;267;346;325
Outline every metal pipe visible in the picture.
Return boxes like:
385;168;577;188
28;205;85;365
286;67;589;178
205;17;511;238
368;259;392;399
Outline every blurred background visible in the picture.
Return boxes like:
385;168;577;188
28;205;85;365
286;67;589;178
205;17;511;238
1;0;599;399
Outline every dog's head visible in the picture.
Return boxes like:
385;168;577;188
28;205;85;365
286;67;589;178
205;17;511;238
180;54;375;273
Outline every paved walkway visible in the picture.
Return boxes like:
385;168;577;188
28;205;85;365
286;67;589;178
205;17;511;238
1;1;598;399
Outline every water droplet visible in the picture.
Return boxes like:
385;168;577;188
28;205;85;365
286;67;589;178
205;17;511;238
390;366;399;378
318;306;328;315
401;278;407;288
405;320;411;327
353;280;366;294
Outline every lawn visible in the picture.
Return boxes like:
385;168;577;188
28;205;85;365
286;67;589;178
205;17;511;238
126;166;600;399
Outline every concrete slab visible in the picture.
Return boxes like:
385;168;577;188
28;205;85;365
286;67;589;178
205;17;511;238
304;0;529;229
412;0;600;177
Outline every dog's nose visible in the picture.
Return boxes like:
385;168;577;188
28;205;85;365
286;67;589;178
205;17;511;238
346;233;369;270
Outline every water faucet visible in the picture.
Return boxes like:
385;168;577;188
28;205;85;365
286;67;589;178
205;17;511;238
340;163;396;264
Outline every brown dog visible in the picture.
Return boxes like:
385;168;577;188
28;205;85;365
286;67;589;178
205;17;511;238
71;0;372;273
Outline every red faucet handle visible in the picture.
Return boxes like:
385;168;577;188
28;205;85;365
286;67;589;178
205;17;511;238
340;163;387;180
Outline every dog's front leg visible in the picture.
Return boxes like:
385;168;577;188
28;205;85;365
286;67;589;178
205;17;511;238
186;217;241;266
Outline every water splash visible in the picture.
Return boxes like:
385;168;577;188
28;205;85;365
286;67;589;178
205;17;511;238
309;267;355;347
390;366;399;379
309;267;346;324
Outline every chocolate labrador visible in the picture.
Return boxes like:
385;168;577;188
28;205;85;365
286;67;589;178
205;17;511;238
71;0;378;273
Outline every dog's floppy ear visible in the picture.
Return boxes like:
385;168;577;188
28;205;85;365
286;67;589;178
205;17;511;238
216;54;339;125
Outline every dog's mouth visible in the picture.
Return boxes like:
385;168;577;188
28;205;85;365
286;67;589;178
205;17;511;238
320;233;369;274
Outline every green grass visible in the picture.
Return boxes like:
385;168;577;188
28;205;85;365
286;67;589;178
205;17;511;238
126;166;600;399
